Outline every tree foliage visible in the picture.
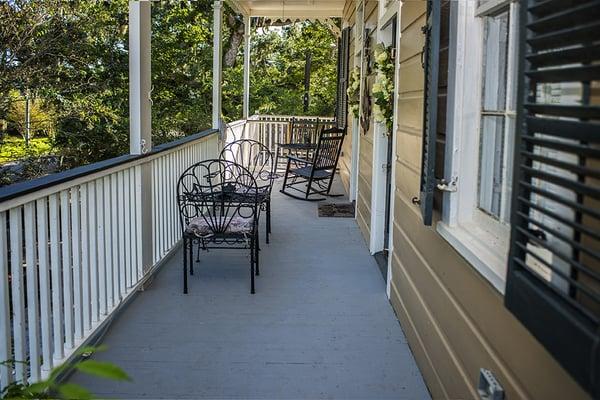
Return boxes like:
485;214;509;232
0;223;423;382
0;0;338;183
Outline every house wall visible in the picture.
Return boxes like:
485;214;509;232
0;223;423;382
343;0;591;399
338;0;356;193
352;0;378;241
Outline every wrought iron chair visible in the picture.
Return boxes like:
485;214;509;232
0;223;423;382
177;159;261;294
220;139;276;243
280;126;346;201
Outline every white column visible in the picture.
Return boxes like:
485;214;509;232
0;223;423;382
212;0;224;129
129;0;153;275
242;15;251;119
129;0;152;155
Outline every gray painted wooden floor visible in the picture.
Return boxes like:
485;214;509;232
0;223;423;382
70;179;430;399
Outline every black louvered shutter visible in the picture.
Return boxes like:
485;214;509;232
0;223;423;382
336;27;351;129
505;0;600;397
418;0;441;226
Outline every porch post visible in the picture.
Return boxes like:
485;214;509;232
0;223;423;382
129;0;153;275
129;0;151;155
212;0;224;129
242;15;251;119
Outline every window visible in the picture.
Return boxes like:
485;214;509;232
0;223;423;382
437;0;518;293
478;9;511;222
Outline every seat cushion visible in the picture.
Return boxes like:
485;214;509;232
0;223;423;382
186;215;254;237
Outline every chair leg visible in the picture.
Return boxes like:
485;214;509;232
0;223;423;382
250;235;256;294
255;227;260;276
189;238;194;275
280;158;292;194
183;238;188;294
305;175;314;199
266;200;271;244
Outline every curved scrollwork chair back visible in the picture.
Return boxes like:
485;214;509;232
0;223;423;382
177;159;261;294
220;139;276;243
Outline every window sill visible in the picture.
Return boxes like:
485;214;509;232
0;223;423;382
437;221;507;294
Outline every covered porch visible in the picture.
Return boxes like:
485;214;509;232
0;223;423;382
68;184;428;399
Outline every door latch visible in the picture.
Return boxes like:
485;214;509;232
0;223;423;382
436;176;458;193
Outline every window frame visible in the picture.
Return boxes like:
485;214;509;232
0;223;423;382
437;0;519;293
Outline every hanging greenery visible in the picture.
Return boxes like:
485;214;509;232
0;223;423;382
347;66;361;119
372;43;395;133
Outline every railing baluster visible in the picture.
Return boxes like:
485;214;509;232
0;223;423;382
0;211;11;386
117;171;126;297
110;174;120;304
103;176;114;311
88;181;98;323
94;181;104;320
36;198;52;372
80;185;90;330
123;169;132;288
0;211;13;387
135;165;143;279
49;194;63;360
25;202;41;382
70;188;82;341
60;190;73;350
9;207;26;382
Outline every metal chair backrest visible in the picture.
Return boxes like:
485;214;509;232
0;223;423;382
220;139;276;192
177;159;258;235
311;127;346;172
289;117;321;144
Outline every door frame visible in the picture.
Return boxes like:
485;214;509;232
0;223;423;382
369;0;401;297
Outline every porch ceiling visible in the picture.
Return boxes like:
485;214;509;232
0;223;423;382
227;0;345;18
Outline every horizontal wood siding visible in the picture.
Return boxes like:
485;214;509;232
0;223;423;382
338;0;356;193
390;2;590;399
355;0;378;243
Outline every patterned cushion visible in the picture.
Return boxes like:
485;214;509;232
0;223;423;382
186;215;254;237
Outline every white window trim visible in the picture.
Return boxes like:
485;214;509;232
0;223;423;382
438;0;519;294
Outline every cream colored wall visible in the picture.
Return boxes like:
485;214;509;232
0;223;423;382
341;0;591;399
338;1;355;193
355;0;378;241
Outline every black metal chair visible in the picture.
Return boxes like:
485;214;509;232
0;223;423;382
177;159;261;294
280;126;346;201
220;139;276;243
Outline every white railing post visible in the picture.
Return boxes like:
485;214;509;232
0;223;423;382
213;0;224;129
129;0;154;277
243;14;251;119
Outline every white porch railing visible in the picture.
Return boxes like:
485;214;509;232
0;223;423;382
224;115;337;162
0;129;219;386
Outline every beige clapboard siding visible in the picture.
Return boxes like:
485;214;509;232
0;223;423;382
387;1;591;399
338;3;356;193
354;0;378;242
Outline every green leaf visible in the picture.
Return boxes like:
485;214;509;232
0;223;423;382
57;383;92;400
76;345;108;357
26;380;52;394
76;360;131;381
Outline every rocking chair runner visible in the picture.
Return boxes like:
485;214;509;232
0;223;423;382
280;126;346;201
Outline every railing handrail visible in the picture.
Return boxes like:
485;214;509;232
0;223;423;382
253;114;335;121
0;129;218;206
